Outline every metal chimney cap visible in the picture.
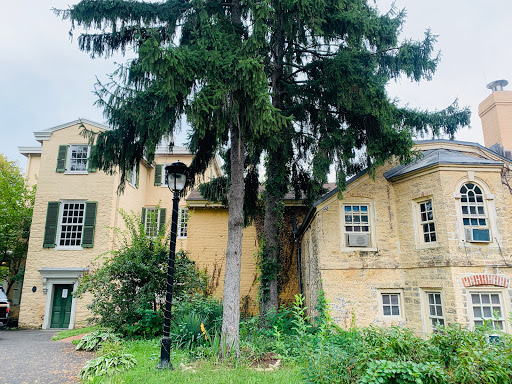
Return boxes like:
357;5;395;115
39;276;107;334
487;79;508;92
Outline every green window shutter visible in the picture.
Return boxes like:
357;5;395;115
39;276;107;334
82;202;97;248
56;145;68;173
87;146;97;172
43;202;60;248
154;164;162;186
126;168;132;184
135;165;140;188
159;208;166;233
141;207;146;226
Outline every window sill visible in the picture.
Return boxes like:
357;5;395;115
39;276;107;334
64;171;88;175
128;182;137;189
415;242;440;250
379;315;406;322
55;246;84;251
340;247;378;252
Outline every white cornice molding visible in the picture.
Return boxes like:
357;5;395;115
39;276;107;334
154;145;191;155
18;146;42;157
33;118;110;142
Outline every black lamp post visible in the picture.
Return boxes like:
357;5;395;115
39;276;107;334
157;161;188;369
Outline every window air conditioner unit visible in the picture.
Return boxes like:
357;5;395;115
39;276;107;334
347;233;370;247
465;228;491;243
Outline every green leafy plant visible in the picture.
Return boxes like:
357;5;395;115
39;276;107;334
74;210;207;338
75;329;121;351
79;344;137;381
170;294;223;349
359;360;446;384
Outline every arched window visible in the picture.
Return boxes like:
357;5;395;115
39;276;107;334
460;183;490;242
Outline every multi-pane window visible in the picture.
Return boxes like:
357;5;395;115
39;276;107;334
145;208;160;237
427;292;444;329
460;183;487;228
419;200;436;243
127;165;137;188
344;205;369;233
58;202;85;247
178;208;188;238
471;292;504;330
68;145;89;173
382;293;401;316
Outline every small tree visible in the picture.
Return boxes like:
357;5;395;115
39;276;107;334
0;154;34;296
75;210;207;337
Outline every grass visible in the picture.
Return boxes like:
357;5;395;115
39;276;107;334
84;338;301;384
51;325;100;341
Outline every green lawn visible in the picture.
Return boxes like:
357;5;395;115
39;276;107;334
84;339;301;384
51;325;100;341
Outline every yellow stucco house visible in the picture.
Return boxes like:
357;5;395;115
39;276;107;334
17;119;222;329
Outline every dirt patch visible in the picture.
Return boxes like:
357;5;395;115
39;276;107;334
250;352;280;368
57;334;87;342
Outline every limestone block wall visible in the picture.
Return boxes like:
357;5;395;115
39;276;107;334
300;155;512;334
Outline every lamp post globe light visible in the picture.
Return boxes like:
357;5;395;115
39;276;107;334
157;161;188;369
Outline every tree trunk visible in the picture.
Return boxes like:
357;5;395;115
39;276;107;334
220;119;245;357
260;14;288;325
260;156;285;317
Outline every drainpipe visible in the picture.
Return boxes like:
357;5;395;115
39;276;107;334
293;207;303;296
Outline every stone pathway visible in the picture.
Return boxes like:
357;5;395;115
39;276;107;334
0;329;92;384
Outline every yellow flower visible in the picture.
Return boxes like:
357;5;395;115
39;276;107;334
201;323;209;341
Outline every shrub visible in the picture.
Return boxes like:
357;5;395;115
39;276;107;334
75;329;121;351
431;324;512;383
74;210;207;338
287;294;512;384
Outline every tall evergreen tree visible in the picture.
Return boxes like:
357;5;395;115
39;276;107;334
57;0;285;355
57;0;470;350
256;1;470;321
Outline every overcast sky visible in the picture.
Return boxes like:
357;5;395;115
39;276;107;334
1;1;511;170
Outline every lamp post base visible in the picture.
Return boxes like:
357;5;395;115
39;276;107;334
157;336;173;369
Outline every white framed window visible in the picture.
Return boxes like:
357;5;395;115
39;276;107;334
470;291;505;331
145;208;160;237
66;145;90;174
127;165;138;188
377;289;404;321
425;291;444;331
419;200;436;243
178;208;188;238
56;200;86;248
343;204;373;248
382;293;401;316
459;182;491;242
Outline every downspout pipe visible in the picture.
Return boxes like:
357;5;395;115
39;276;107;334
293;207;303;296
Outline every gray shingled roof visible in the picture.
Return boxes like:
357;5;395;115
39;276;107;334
383;148;503;181
186;183;337;202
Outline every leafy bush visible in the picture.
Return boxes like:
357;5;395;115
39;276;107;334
359;360;446;384
74;210;207;338
79;343;136;381
283;294;512;384
75;329;121;351
431;325;512;383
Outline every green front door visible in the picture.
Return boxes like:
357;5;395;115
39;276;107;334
50;284;73;328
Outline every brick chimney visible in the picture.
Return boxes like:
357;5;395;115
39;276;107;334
479;79;512;150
